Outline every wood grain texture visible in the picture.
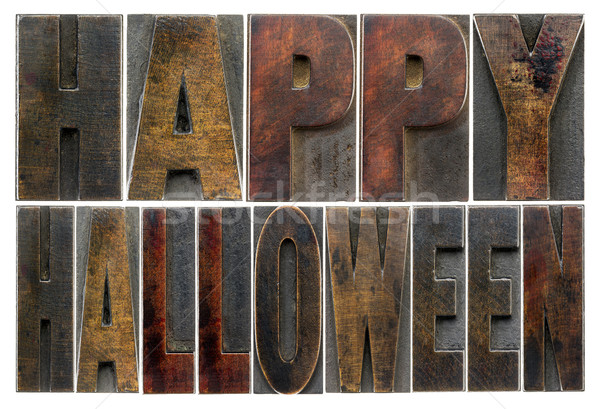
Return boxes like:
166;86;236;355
523;206;583;391
17;15;121;200
475;15;583;200
412;206;465;391
17;207;73;392
198;209;250;393
248;15;354;201
77;208;138;392
361;15;467;201
255;206;322;394
468;207;520;391
326;207;409;392
143;209;194;393
129;15;241;200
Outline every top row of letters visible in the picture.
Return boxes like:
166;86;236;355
16;14;585;202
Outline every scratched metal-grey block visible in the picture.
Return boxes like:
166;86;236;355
17;207;74;392
412;206;465;391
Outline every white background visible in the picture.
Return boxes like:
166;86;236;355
1;0;596;408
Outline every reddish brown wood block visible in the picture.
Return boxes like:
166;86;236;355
143;209;195;393
129;16;241;200
475;15;583;200
524;206;583;391
198;209;250;393
248;15;355;201
326;207;410;392
17;207;73;392
362;15;467;201
17;15;121;200
77;208;138;392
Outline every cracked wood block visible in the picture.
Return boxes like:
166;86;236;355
248;15;356;202
143;208;195;393
17;207;74;392
76;208;139;392
253;207;323;393
198;208;251;393
325;207;411;392
17;15;121;200
523;206;583;391
468;206;520;391
128;15;243;200
361;15;469;202
412;206;465;391
474;14;584;200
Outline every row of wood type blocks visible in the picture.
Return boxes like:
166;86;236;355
16;205;583;393
17;14;584;202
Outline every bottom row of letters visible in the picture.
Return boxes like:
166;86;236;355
16;205;583;393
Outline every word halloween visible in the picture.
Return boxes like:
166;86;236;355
17;205;583;393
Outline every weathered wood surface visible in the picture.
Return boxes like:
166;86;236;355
143;208;195;393
248;15;355;201
362;15;467;201
468;206;520;391
17;207;73;392
128;15;241;200
523;206;583;391
17;15;121;200
412;206;465;391
254;206;322;394
326;207;409;392
198;208;250;393
475;15;583;200
77;208;138;392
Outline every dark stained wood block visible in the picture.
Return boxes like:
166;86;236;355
474;15;584;200
77;208;138;392
198;208;251;393
248;15;356;202
326;207;410;392
143;208;195;393
523;206;583;391
17;207;74;392
17;15;121;200
468;206;520;391
412;206;465;391
128;15;242;200
361;15;468;202
254;207;323;393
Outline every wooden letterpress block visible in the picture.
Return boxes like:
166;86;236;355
17;207;73;392
468;206;520;391
412;206;465;391
17;15;121;200
76;208;139;392
254;207;323;394
128;15;243;200
361;15;469;202
523;206;583;391
474;15;584;200
143;208;195;393
248;15;356;202
326;207;410;392
198;208;251;393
